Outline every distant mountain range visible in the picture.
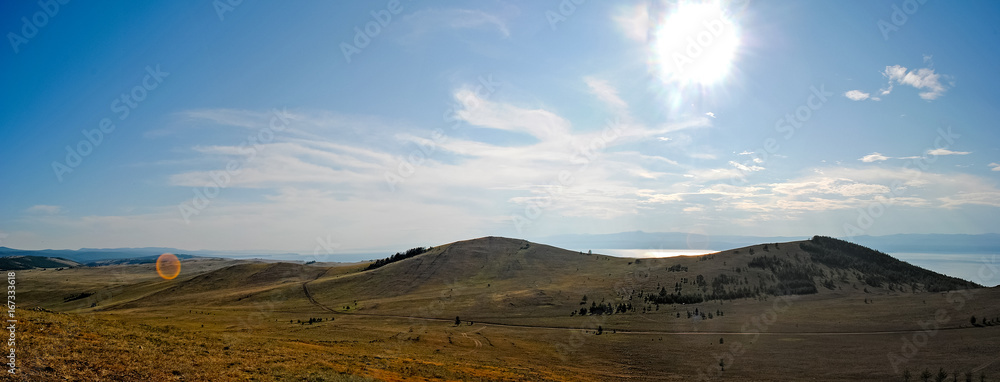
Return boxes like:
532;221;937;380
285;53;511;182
0;232;995;268
0;246;192;265
533;231;1000;254
0;246;300;265
0;255;79;270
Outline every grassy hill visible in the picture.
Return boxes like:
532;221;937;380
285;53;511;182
294;236;979;319
15;236;1000;381
111;262;329;309
28;236;983;321
44;235;979;319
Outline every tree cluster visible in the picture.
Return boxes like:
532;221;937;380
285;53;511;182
577;301;634;316
802;236;979;291
294;317;333;325
645;287;704;305
366;246;431;270
906;367;985;382
667;264;688;272
748;255;820;295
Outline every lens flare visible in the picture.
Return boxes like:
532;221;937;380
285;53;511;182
156;253;181;280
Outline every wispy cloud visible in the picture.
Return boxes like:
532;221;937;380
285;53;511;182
453;88;571;142
614;2;650;42
859;152;889;162
26;205;61;215
844;90;870;101
990;163;1000;172
17;78;994;251
689;152;716;160
728;161;764;173
939;192;1000;209
585;77;629;113
881;65;949;100
401;9;510;39
927;148;970;156
639;165;1000;218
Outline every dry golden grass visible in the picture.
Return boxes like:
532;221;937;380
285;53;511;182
8;238;1000;381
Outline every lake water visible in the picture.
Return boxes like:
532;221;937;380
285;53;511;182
594;249;1000;287
892;253;999;287
591;248;719;258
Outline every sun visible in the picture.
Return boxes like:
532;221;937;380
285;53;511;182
651;1;741;86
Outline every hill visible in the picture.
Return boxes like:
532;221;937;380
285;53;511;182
294;236;980;321
33;235;982;319
111;262;329;309
70;235;980;318
0;255;78;270
16;236;1000;381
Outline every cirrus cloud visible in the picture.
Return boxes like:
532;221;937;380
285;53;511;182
859;152;889;162
844;90;870;101
26;205;62;215
927;148;971;156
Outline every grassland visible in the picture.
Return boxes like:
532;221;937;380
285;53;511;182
7;237;1000;381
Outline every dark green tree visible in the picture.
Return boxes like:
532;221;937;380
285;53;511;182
596;326;603;335
936;368;948;382
920;369;932;382
972;316;977;325
719;358;725;371
903;369;911;382
454;316;461;326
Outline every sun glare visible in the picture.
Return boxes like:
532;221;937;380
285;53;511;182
651;1;741;86
156;253;181;280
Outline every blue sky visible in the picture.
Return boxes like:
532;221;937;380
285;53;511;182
1;0;999;253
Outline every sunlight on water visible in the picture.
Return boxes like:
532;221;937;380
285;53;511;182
594;249;719;258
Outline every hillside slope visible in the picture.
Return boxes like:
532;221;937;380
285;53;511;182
301;235;979;319
73;236;982;322
111;262;328;309
0;255;78;270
